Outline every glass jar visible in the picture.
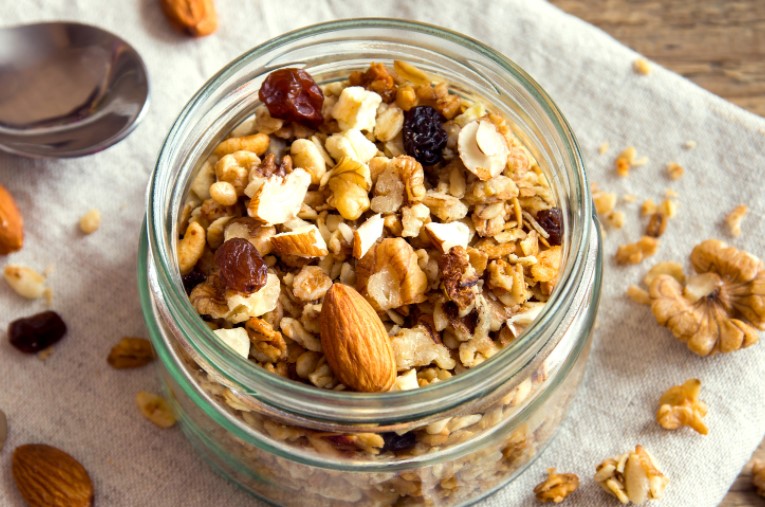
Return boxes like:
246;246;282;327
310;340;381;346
140;19;602;507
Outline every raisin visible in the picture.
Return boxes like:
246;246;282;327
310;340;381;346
536;208;563;246
402;105;447;165
8;310;67;353
258;68;324;129
182;269;206;295
381;431;417;453
215;238;268;294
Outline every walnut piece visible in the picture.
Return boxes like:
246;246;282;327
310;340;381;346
753;459;765;497
724;204;748;237
245;317;287;363
615;236;659;265
327;157;372;220
356;238;428;310
594;445;669;505
533;467;579;504
656;378;708;435
439;246;479;309
649;240;764;356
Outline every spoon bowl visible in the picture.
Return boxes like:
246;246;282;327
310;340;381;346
0;22;150;158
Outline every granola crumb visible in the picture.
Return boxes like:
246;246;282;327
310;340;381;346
598;142;609;155
615;236;659;265
641;198;658;216
79;208;101;235
534;467;579;503
666;162;684;181
660;198;677;219
615;146;636;177
724;204;748;237
633;58;652;76
37;347;55;361
683;140;697;150
626;284;650;305
605;210;625;229
622;194;637;204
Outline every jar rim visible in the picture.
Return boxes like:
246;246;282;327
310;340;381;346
145;18;594;423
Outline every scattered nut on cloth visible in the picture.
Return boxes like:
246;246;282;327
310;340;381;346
1;1;764;506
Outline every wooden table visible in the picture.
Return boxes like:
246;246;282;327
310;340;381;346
548;1;765;505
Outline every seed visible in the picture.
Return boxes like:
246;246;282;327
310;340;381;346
107;337;155;369
135;391;176;428
8;311;67;354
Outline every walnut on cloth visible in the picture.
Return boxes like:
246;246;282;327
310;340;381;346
656;378;708;435
648;239;764;356
753;459;765;497
594;445;669;505
533;467;579;503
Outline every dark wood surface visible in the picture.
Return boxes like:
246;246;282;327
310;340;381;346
548;1;765;505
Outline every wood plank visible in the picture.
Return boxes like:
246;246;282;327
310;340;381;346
548;1;765;504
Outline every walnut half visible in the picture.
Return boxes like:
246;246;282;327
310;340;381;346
594;445;669;505
648;239;764;356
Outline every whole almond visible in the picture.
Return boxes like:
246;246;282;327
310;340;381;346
12;444;94;507
160;0;217;37
0;185;24;255
319;284;396;392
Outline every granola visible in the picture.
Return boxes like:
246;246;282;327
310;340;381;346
534;467;579;503
171;60;575;506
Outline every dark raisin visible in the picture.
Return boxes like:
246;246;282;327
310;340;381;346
536;207;563;246
381;431;417;453
258;68;324;129
182;269;206;295
402;106;447;165
215;238;268;294
8;310;67;353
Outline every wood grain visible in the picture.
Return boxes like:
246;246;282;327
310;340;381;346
550;0;765;117
548;1;765;504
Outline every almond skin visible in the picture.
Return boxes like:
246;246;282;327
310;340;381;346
12;444;94;507
160;0;218;37
0;185;24;255
319;284;396;392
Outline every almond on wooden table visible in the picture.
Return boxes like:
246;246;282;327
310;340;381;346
0;184;24;255
12;443;94;507
160;0;217;37
319;284;396;392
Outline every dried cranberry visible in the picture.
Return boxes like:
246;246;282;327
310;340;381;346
258;68;324;128
8;311;67;353
402;106;447;165
182;269;206;295
536;207;563;246
381;431;416;453
214;238;268;294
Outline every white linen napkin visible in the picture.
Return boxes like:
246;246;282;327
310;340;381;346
1;1;763;505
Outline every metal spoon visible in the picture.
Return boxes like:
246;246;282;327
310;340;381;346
0;22;150;158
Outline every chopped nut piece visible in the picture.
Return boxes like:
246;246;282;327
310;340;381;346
290;138;327;184
615;146;637;177
135;391;177;429
645;212;668;238
633;58;652;75
440;246;480;309
271;226;329;257
666;162;684;181
531;246;562;284
353;213;384;259
326;129;378;165
656;378;708;434
292;266;332;302
225;272;281;323
178;221;206;274
331;86;382;132
245;317;287;363
78;209;101;234
391;326;456;371
594;445;669;505
356;238;428;311
3;264;47;299
593;191;617;216
424;221;470;254
615;236;659;265
753;460;765;497
214;133;269;157
246;168;312;225
626;285;650;305
107;337;155;369
213;327;251;358
534;467;579;503
724;204;748;237
640;199;657;217
458;119;509;181
606;211;626;229
327;158;372;220
648;240;764;355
